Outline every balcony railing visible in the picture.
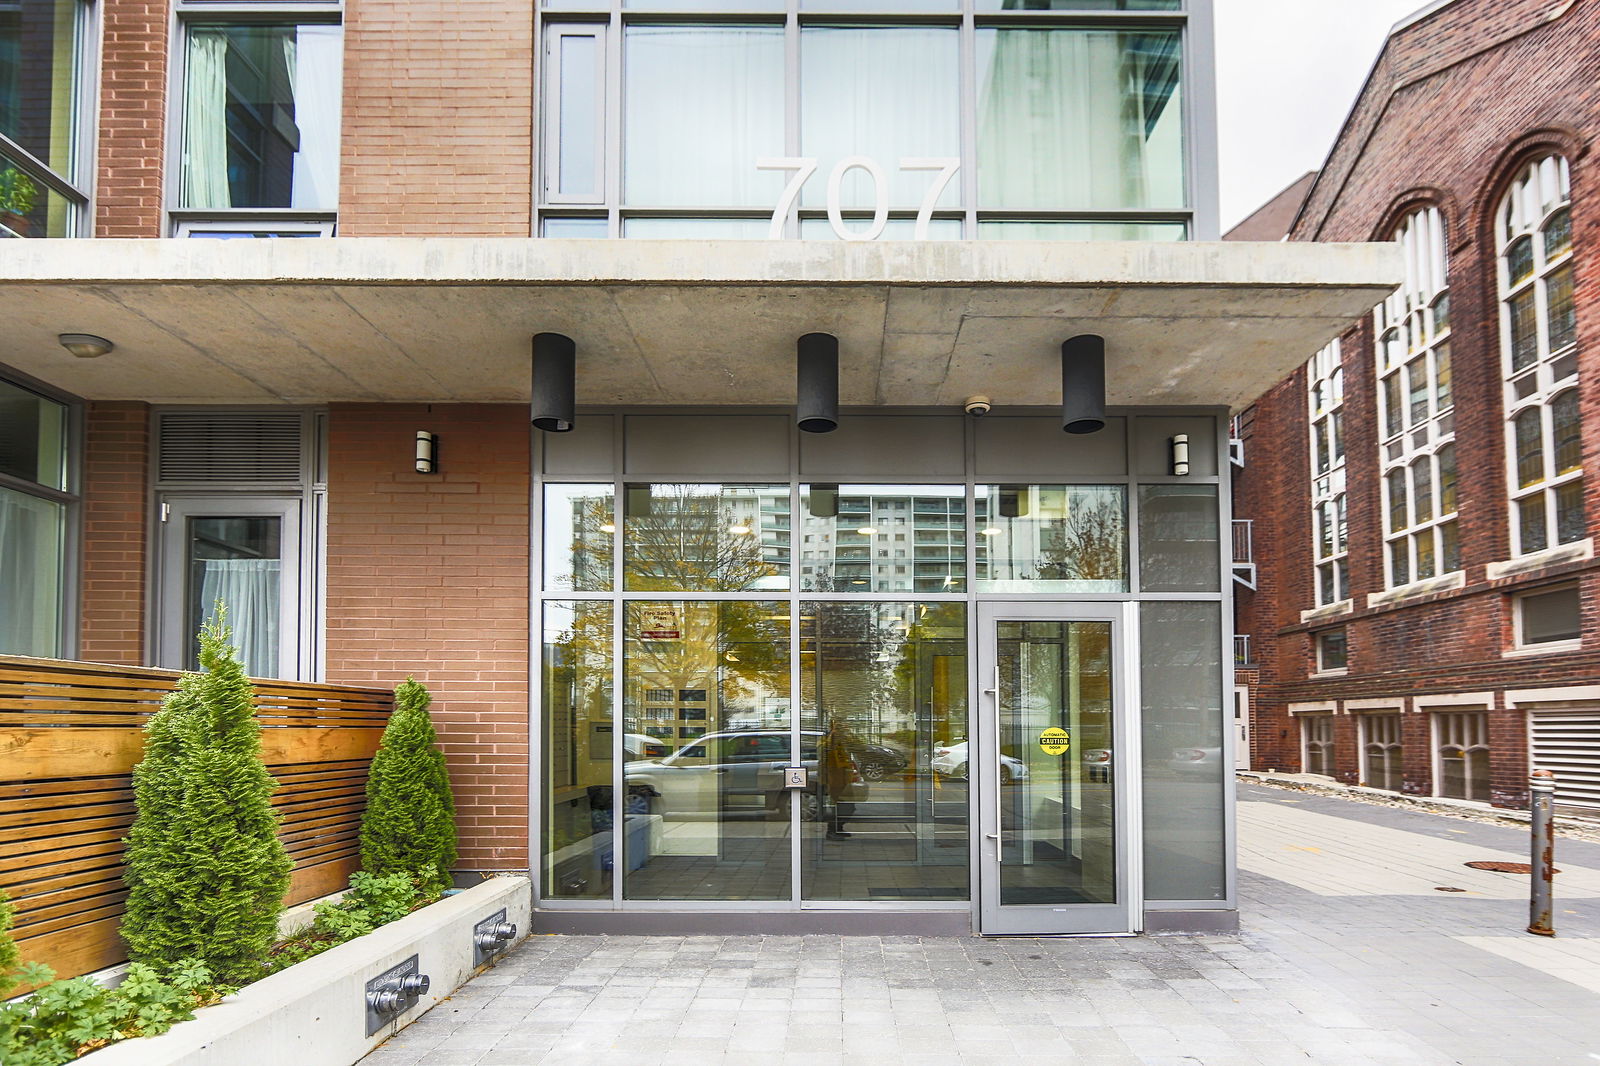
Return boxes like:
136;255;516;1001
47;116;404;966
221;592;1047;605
1234;633;1252;666
0;655;394;988
1231;519;1256;589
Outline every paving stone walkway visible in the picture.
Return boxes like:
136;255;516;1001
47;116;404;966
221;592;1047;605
361;786;1600;1066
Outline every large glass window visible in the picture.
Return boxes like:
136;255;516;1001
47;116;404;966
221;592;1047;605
1137;484;1219;592
801;602;968;901
178;21;343;221
975;484;1127;592
1140;601;1223;901
0;0;88;235
542;601;615;900
976;28;1183;212
622;600;791;900
800;484;965;594
0;376;72;656
624;483;790;591
1374;207;1457;588
538;3;1191;238
1499;156;1581;556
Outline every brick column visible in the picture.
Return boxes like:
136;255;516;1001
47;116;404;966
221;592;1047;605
79;402;150;664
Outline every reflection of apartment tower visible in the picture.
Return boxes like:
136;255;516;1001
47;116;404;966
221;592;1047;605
799;490;966;592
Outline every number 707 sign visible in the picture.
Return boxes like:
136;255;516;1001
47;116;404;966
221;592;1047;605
756;156;961;241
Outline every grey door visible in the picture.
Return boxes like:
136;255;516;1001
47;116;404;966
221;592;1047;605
977;601;1134;935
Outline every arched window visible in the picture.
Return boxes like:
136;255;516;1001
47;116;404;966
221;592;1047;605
1375;206;1457;587
1498;156;1580;555
1306;339;1347;605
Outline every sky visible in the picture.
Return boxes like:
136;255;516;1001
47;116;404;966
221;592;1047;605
1215;0;1438;231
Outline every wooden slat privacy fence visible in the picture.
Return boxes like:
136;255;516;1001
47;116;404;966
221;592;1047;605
0;655;393;988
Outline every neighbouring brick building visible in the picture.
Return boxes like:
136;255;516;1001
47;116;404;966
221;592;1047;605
0;0;1400;939
1234;0;1600;814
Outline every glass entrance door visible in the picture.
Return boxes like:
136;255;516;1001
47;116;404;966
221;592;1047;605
977;602;1132;935
157;497;302;680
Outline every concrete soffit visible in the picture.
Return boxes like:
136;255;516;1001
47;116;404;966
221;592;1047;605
0;238;1403;410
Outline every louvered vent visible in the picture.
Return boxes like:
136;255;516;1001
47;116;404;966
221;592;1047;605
158;412;304;484
1531;710;1600;812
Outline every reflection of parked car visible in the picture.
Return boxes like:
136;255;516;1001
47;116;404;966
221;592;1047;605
623;733;671;761
1168;746;1222;777
625;730;826;819
855;742;908;781
1082;748;1112;783
931;741;1028;784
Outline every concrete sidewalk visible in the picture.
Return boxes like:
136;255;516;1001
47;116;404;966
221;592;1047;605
362;786;1600;1066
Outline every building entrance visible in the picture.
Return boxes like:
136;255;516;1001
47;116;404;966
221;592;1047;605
977;602;1133;935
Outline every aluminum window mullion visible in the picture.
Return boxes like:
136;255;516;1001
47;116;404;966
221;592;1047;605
0;133;89;203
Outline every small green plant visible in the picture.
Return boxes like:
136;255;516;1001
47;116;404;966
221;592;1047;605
267;870;435;973
0;961;231;1066
0;167;38;217
121;615;292;984
360;678;457;896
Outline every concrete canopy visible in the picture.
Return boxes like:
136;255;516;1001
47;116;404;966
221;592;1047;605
0;238;1400;411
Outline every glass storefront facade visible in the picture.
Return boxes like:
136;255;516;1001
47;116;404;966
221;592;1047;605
535;410;1231;931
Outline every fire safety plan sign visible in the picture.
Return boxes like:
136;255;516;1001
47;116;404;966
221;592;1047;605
638;606;681;641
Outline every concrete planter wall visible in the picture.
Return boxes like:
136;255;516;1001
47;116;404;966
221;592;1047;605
80;876;531;1066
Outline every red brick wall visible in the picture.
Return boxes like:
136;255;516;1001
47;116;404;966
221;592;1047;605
79;403;149;664
338;0;535;236
324;405;531;872
1238;0;1600;808
95;0;169;237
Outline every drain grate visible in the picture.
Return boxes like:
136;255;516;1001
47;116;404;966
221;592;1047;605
1464;860;1560;874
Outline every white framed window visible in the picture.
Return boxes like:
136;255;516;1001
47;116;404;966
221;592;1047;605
1499;155;1580;556
1301;714;1334;776
1513;583;1581;651
1375;206;1458;588
1307;339;1347;605
1433;711;1489;802
170;2;344;234
1359;712;1403;792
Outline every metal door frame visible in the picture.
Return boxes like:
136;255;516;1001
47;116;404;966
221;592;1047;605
155;495;303;679
975;600;1139;936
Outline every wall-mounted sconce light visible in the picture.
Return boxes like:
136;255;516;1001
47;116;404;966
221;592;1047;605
1061;335;1106;435
415;431;438;475
532;332;576;432
797;332;839;434
1170;433;1191;476
58;333;114;359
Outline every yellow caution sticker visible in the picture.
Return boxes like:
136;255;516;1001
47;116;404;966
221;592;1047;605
1038;727;1070;756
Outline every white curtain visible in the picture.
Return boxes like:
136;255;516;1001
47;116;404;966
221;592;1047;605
799;27;961;210
624;26;785;208
977;29;1182;212
199;559;281;677
0;489;63;657
289;25;343;210
182;30;232;208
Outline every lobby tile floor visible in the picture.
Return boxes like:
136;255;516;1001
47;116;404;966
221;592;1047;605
361;786;1600;1066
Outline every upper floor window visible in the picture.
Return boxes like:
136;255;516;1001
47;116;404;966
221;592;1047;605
1375;206;1457;587
1306;340;1347;605
1498;156;1580;556
538;3;1190;240
174;8;342;235
0;0;92;236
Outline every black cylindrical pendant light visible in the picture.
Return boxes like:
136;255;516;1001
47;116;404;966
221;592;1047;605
532;332;576;433
797;332;840;434
1061;334;1106;435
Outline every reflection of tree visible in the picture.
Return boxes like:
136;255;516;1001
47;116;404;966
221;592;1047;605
1036;491;1126;583
623;602;789;733
890;604;968;749
624;486;782;592
801;604;901;737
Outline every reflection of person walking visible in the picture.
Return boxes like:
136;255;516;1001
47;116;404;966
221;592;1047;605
821;717;857;841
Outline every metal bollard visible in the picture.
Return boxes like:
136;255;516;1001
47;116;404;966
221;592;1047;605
1528;769;1556;937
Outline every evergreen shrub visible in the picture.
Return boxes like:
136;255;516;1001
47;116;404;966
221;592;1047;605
121;618;292;984
360;678;457;896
